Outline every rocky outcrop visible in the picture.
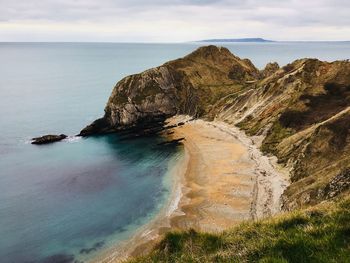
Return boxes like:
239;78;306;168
323;168;350;199
261;62;280;78
81;45;350;209
32;134;67;144
80;45;259;136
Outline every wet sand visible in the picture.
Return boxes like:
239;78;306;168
90;116;289;262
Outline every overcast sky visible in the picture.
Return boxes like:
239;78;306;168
0;0;349;42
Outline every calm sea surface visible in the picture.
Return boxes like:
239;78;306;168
0;42;349;263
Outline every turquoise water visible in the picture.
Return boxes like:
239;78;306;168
0;42;349;263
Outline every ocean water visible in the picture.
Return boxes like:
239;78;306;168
0;42;349;263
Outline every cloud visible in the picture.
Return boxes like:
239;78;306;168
0;0;349;41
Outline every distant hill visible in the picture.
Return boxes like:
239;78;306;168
199;38;274;42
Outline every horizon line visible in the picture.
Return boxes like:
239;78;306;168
1;40;350;44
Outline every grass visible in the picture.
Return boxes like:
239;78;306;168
261;121;295;155
129;196;350;263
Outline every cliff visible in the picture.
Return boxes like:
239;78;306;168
79;45;259;136
80;45;350;210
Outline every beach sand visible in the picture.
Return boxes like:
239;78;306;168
167;116;289;232
90;116;289;262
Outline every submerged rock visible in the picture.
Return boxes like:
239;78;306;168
31;134;67;145
38;254;76;263
157;137;185;146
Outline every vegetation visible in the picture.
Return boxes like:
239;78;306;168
261;121;295;155
113;90;129;104
134;80;162;104
197;84;245;117
130;196;350;263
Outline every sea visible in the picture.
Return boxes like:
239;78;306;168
0;41;349;263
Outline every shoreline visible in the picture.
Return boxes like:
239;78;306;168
89;140;190;263
90;115;289;262
167;116;289;232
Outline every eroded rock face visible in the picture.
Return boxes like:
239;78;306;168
32;134;67;144
104;66;180;128
80;45;259;136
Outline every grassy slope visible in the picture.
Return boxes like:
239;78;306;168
130;196;350;263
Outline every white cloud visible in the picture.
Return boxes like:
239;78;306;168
0;0;349;41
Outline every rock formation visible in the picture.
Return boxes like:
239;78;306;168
32;134;67;145
81;45;350;209
79;45;259;136
261;62;280;78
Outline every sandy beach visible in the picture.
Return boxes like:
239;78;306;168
90;116;289;262
167;116;289;232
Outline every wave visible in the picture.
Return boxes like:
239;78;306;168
64;136;82;143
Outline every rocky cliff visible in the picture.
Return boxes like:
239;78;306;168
81;45;350;209
79;45;259;136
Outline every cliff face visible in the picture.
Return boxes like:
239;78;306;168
79;46;259;135
81;45;350;209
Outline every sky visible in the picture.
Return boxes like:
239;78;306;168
0;0;349;42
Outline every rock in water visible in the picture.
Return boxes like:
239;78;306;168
31;134;67;145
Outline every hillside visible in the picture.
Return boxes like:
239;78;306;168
130;195;350;263
214;58;350;209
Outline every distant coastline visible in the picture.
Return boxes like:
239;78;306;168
198;37;274;43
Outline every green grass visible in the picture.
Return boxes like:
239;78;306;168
261;121;295;155
129;197;350;263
